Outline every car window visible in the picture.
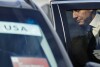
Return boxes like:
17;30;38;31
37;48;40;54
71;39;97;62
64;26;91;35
51;3;89;67
0;6;71;67
51;1;100;67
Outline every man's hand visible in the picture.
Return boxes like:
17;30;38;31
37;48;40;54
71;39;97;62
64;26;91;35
93;50;100;59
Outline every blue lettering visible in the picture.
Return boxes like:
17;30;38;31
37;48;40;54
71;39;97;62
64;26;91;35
4;25;11;30
21;27;27;31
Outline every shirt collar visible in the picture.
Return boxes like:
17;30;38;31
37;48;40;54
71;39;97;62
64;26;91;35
90;12;100;27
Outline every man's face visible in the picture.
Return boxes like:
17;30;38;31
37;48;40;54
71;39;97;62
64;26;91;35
73;10;93;25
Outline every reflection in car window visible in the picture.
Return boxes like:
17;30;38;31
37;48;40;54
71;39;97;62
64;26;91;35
0;21;57;67
0;6;68;67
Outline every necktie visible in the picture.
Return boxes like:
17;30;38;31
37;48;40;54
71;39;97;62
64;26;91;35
87;25;96;49
87;26;100;49
87;25;94;40
87;25;97;61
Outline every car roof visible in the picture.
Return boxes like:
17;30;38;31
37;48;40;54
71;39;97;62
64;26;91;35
0;0;51;9
0;0;33;9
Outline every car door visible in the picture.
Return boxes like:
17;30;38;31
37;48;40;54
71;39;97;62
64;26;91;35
0;1;73;67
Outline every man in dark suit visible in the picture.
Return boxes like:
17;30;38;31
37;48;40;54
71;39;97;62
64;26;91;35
73;9;100;66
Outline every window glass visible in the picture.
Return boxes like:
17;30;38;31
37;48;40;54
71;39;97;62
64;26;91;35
0;6;67;67
51;2;100;67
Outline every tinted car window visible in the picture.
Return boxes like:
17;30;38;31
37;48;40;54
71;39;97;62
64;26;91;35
0;6;71;67
51;1;100;67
